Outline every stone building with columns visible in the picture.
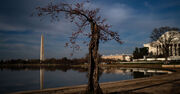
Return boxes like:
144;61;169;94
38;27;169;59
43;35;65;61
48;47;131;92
144;31;180;60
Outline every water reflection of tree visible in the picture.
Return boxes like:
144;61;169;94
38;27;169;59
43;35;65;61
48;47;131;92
85;67;103;80
132;72;150;79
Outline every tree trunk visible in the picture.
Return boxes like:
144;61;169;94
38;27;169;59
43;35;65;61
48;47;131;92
87;22;103;94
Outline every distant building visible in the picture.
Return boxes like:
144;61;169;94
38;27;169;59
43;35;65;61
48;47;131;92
144;31;180;60
102;54;132;61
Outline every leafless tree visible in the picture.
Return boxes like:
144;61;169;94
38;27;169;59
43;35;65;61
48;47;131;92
150;26;179;62
33;1;122;94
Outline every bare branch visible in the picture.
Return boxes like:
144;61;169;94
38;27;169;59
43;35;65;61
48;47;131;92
34;0;122;52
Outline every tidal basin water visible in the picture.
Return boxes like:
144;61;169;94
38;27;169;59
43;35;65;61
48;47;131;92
0;65;172;94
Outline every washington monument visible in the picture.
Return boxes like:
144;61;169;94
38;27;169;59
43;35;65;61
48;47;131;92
40;34;44;89
40;34;44;62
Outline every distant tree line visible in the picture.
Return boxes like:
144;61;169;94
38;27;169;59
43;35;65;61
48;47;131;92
0;54;117;65
0;57;88;65
0;55;119;65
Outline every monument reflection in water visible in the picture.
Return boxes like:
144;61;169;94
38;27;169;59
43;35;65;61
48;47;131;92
40;67;44;89
0;66;173;94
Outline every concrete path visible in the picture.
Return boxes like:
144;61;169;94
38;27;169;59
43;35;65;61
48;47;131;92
13;69;180;94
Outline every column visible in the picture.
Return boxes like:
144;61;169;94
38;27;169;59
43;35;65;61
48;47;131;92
159;45;161;55
172;44;176;56
177;44;180;56
179;44;180;56
175;44;177;56
157;46;158;55
169;45;171;56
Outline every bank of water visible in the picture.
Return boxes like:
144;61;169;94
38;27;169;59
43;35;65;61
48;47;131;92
0;65;172;94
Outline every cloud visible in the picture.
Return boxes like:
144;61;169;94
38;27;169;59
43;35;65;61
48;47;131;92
102;4;133;25
94;1;180;55
144;0;180;11
0;0;180;59
0;43;39;59
0;22;26;32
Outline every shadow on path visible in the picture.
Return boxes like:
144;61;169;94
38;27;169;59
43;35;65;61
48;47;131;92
109;79;180;94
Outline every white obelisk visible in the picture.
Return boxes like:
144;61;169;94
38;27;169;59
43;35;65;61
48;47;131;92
40;34;44;62
40;34;44;89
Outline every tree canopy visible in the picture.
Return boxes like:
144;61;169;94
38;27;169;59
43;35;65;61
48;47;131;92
133;47;148;59
34;1;122;51
150;26;179;42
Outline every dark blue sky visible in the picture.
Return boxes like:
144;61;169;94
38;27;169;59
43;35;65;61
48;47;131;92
0;0;180;60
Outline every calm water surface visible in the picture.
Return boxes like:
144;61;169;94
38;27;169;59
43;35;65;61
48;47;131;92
0;65;172;94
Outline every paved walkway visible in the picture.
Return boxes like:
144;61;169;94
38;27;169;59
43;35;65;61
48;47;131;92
13;68;180;94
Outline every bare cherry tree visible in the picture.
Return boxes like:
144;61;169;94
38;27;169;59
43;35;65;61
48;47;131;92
34;1;122;93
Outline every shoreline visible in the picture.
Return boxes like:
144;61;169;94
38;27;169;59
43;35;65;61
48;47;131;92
12;68;180;94
1;63;178;72
8;64;180;94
